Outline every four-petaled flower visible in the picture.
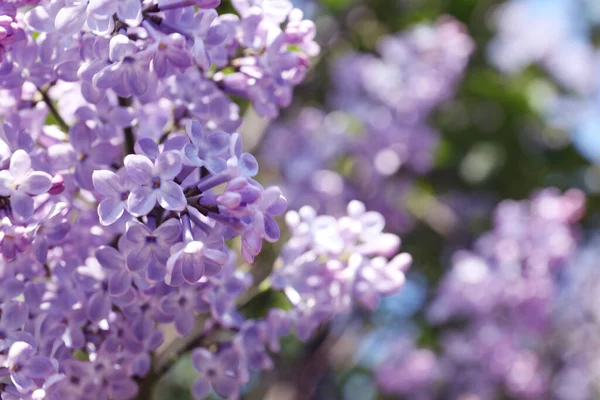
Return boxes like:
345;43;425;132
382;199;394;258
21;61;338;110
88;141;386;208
0;150;52;221
191;348;241;400
92;169;136;226
7;341;54;392
124;151;186;216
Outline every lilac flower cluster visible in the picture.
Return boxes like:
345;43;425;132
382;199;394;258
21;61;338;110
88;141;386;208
0;1;413;399
259;17;474;231
376;188;586;399
0;4;26;62
551;236;600;400
272;200;412;340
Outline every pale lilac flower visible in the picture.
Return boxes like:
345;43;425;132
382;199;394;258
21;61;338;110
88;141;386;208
6;341;54;392
92;170;136;226
183;120;229;172
0;150;52;221
124;151;186;216
191;348;241;399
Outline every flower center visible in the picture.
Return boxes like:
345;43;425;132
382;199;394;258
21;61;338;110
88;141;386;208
151;177;161;189
120;191;130;201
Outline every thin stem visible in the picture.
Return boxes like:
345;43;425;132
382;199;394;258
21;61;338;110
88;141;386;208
118;97;136;155
38;86;69;132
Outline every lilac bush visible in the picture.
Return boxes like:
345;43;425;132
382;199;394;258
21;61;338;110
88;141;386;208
375;188;587;399
0;1;412;399
259;17;474;232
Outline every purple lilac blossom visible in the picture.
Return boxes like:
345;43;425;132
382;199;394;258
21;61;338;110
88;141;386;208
272;200;412;340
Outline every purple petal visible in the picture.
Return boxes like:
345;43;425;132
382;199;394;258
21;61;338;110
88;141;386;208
10;150;31;180
203;261;221;277
34;236;49;263
152;53;168;78
92;170;124;196
154;219;182;244
174;311;194;336
157;181;186;211
165;253;184;287
2;302;28;330
134;138;159;160
167;48;191;69
110;107;135;128
125;220;151;244
124;155;153;184
186;120;205;146
193;38;210;69
238;153;258;176
181;254;203;284
94;63;125;89
88;0;116;15
213;375;239;397
0;170;14;196
156;151;182;180
191;348;212;372
127;249;151;271
192;377;212;399
25;356;54;378
206;131;230;153
98;197;125;226
147;259;166;282
264;216;280;242
127;186;156;216
109;377;139;400
125;67;150;97
74;161;96;191
204;249;228;265
109;34;136;62
24;6;55;33
87;13;115;35
87;291;111;322
205;24;228;46
11;371;34;392
69;122;92;152
109;270;131;296
184;143;204;167
47;143;76;170
54;4;87;35
20;171;52;195
95;245;125;270
116;0;142;26
11;190;34;221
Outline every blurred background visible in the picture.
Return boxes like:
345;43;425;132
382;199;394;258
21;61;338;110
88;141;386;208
160;0;600;398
